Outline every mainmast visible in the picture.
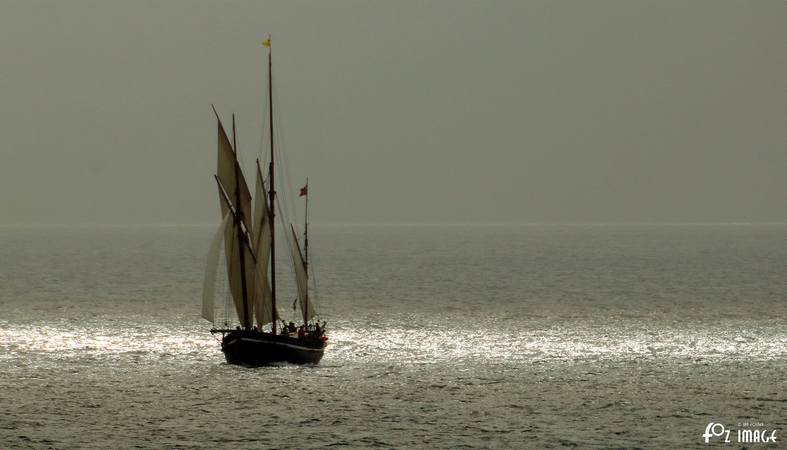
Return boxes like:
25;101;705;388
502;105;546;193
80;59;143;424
266;35;277;335
303;178;309;325
304;178;309;270
232;113;251;329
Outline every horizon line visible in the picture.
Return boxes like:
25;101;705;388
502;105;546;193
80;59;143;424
1;221;786;227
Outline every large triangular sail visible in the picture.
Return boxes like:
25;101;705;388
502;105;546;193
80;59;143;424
216;118;253;232
290;225;316;323
252;162;278;326
218;185;257;329
209;108;258;330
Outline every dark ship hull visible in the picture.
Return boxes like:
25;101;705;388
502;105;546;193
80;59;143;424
219;330;326;366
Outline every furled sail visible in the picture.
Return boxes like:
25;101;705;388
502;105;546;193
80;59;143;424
216;120;253;231
290;225;315;323
219;186;256;329
252;163;278;325
202;211;232;323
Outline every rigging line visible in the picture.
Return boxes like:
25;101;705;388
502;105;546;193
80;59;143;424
274;166;289;224
275;194;303;316
275;195;297;270
303;189;318;314
271;86;298;227
272;130;290;224
308;255;320;315
267;75;301;233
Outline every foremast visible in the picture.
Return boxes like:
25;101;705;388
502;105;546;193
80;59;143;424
210;104;256;331
232;114;252;330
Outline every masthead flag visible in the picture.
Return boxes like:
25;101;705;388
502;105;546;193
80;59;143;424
299;184;308;197
262;37;271;48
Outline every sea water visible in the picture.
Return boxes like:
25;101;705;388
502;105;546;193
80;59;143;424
0;224;784;449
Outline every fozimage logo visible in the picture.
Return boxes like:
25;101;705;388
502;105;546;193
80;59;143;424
702;422;778;444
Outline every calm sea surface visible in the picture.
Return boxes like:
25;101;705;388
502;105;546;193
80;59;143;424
0;224;784;449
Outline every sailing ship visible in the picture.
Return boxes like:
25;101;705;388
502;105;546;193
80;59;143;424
201;37;326;366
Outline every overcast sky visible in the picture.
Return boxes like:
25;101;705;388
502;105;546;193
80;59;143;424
1;1;785;224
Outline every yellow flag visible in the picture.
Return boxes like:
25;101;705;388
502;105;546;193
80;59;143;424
262;37;271;48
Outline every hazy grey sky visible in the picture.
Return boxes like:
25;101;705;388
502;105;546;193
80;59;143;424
1;1;785;224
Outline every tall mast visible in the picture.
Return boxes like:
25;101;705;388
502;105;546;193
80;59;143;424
232;113;251;329
304;177;309;270
303;178;309;325
266;35;277;335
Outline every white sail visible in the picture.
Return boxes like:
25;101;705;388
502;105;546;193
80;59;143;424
216;121;253;231
202;211;232;322
219;186;256;329
252;165;278;326
290;225;315;323
254;275;277;326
